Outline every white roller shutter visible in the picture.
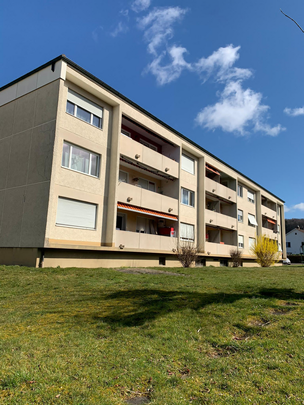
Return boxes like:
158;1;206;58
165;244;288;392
180;223;194;241
247;190;255;202
56;198;97;229
181;154;195;174
67;90;103;118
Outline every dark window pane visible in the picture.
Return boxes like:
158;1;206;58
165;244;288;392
90;155;99;177
66;101;75;115
62;143;70;167
76;106;91;123
92;115;101;128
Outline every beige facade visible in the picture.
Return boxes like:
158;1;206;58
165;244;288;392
0;56;286;268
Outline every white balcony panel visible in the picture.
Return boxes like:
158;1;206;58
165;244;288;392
205;241;237;256
262;227;277;240
120;134;178;178
117;182;178;215
205;177;236;203
205;210;237;230
262;205;276;220
116;230;177;252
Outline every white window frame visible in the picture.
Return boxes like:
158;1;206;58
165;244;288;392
56;197;97;230
118;170;128;183
136;177;156;192
249;237;255;250
237;209;243;223
181;154;195;175
181;187;195;207
61;141;100;178
237;184;243;198
247;190;255;204
180;222;195;241
238;234;244;249
66;89;103;129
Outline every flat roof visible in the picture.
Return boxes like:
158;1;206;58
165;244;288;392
0;54;284;203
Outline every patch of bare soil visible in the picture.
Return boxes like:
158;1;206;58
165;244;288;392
116;268;185;276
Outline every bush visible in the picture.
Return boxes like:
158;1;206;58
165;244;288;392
173;241;199;268
230;249;242;267
250;235;279;267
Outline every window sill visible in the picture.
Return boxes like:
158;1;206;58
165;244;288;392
55;224;96;231
61;166;99;179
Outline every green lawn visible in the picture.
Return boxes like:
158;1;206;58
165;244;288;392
0;265;304;404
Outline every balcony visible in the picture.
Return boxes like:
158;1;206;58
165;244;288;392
120;134;179;178
116;230;177;252
117;181;178;215
205;241;237;256
205;209;237;230
262;227;277;240
205;177;236;203
261;205;276;220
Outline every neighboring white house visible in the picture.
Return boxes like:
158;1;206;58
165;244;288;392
286;227;304;255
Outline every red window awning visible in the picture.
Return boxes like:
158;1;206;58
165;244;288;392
206;164;220;175
117;202;178;221
267;219;276;225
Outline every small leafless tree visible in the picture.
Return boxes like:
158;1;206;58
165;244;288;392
173;241;200;268
230;249;243;268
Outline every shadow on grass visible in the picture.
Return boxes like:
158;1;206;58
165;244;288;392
79;288;304;327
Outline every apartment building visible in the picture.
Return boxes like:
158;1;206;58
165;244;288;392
0;55;286;268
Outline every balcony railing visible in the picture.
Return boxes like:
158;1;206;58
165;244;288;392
261;205;277;220
116;230;177;251
205;177;236;203
205;241;237;256
205;209;237;230
120;134;179;178
117;181;178;215
261;227;277;240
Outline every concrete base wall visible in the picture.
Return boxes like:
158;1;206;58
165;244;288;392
0;248;40;267
42;249;182;268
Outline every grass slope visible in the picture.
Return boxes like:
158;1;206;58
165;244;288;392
0;265;304;404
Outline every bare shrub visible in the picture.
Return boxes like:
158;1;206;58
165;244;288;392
173;241;199;268
230;249;243;267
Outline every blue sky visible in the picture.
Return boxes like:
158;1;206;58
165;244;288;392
1;0;303;219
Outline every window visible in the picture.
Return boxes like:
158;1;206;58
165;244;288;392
62;142;100;177
119;170;128;183
136;217;157;234
237;184;243;197
238;235;244;248
286;242;291;248
116;213;126;230
66;89;103;129
248;213;258;226
181;188;194;207
137;178;156;192
220;259;229;267
139;139;158;151
121;129;131;137
56;198;97;230
181;154;195;174
277;206;280;216
278;243;282;252
277;224;280;233
180;223;195;241
249;237;255;250
247;190;255;203
238;209;243;222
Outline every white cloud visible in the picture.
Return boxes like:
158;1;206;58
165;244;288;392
137;6;188;55
195;80;285;136
146;46;191;85
120;9;129;17
131;0;151;13
285;203;304;213
92;26;103;43
194;45;252;82
110;22;129;37
293;203;304;211
284;107;304;116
